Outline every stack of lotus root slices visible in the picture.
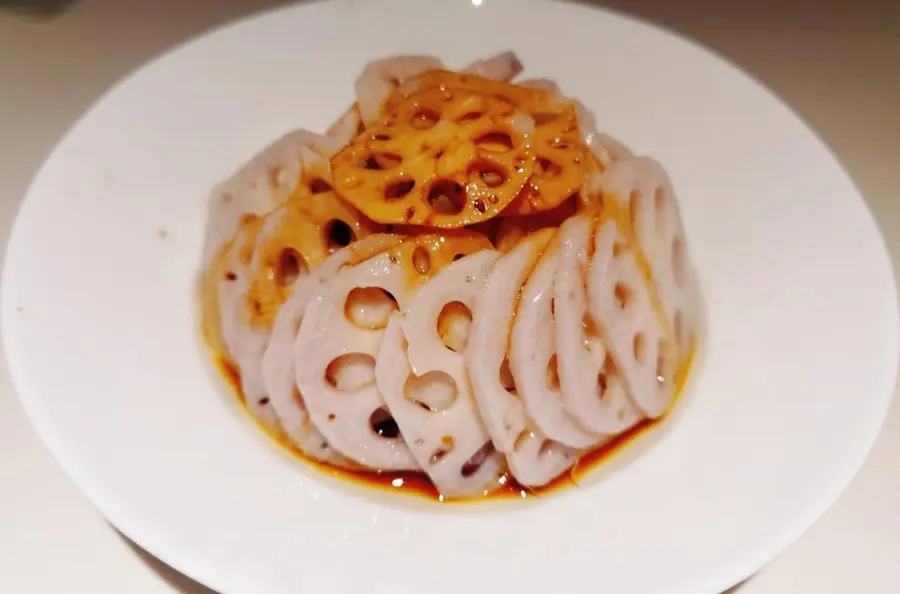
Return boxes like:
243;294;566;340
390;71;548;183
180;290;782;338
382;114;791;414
200;51;700;500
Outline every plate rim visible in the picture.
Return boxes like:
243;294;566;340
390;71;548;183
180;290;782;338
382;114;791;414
2;1;898;593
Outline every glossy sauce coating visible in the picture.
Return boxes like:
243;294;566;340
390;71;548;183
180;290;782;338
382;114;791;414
215;341;694;504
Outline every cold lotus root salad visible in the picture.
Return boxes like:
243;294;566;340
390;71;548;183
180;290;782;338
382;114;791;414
200;52;700;502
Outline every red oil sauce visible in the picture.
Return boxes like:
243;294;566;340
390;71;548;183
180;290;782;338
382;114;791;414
215;348;694;504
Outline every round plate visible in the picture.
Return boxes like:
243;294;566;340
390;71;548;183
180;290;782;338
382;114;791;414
3;1;897;593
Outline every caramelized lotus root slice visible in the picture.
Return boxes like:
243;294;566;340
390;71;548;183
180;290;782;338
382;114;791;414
386;70;564;114
262;235;402;467
293;248;420;470
494;197;578;252
598;157;699;361
465;228;580;487
553;215;642;434
388;70;585;215
375;251;508;498
503;103;586;215
243;196;382;330
587;215;678;419
509;233;604;448
331;87;535;228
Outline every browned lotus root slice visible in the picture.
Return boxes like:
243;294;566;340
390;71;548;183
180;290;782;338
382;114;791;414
494;197;578;252
243;195;382;330
502;103;585;215
331;88;536;228
388;70;563;114
389;70;585;215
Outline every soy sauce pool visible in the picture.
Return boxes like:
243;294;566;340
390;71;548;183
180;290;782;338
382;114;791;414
216;350;693;503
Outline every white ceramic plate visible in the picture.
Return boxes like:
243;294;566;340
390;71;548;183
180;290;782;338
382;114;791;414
3;1;897;593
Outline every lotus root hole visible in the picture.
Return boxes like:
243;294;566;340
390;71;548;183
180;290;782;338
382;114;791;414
597;370;609;398
404;370;458;412
656;340;672;386
582;313;601;339
239;213;260;227
325;219;355;251
369;406;402;439
437;301;473;352
672;236;686;287
385;178;415;200
654;186;667;226
546;354;561;391
474;131;514;153
499;356;517;395
673;309;685;347
344;287;398;330
428;180;467;215
614;282;633;310
536;157;562;178
534;112;560;126
276;248;309;287
325;353;376;392
458;111;483;123
411;106;441;130
361;153;402;170
633;332;647;364
472;162;507;188
538;439;558;458
513;430;532;452
429;435;456;465
412;246;431;275
629;189;643;227
461;441;496;477
268;167;289;189
308;178;332;194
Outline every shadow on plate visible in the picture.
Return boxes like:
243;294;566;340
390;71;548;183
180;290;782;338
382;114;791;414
117;525;750;594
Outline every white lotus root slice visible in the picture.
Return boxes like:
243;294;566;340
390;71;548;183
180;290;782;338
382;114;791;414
294;250;419;470
509;235;604;448
573;100;634;170
599;157;699;360
461;51;523;81
588;218;677;419
554;215;642;434
518;78;562;94
326;104;364;150
375;251;507;498
202;129;345;268
465;229;580;487
215;219;279;429
355;55;445;125
262;235;402;466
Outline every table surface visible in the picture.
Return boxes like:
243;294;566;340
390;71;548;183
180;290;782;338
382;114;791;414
1;1;898;592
